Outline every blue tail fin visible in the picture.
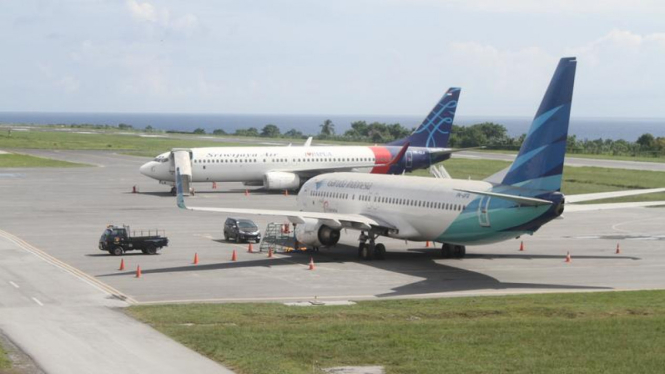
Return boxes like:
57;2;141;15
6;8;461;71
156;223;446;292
501;57;577;191
389;87;460;148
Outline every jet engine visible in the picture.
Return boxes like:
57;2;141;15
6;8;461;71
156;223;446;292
295;219;341;247
263;172;300;190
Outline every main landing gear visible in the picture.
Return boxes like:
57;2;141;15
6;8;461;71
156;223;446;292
441;243;466;259
357;232;386;261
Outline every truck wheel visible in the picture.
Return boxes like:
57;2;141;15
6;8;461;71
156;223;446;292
146;245;157;255
111;246;124;256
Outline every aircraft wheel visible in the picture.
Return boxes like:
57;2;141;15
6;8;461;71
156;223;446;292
453;245;466;259
441;244;453;259
374;243;386;260
170;186;177;196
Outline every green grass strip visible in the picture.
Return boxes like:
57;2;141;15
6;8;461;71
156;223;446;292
127;290;665;374
0;153;88;168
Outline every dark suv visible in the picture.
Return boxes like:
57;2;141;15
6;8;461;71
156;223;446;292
224;218;261;243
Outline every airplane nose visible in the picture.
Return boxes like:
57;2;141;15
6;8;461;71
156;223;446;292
140;161;156;177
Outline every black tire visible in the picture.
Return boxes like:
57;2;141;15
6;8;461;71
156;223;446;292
146;245;157;255
441;244;453;259
374;243;386;260
111;246;124;256
170;186;177;196
141;249;149;254
235;235;241;243
453;245;466;259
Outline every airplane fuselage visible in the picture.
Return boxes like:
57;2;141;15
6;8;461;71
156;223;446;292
296;173;563;245
141;145;450;184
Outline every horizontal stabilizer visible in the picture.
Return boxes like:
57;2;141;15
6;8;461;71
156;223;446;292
565;201;665;212
454;188;553;206
566;188;665;203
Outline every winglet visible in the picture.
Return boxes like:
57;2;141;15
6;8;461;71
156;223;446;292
304;137;313;147
176;167;187;209
386;142;410;167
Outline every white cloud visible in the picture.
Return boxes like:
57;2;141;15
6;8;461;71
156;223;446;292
125;0;199;34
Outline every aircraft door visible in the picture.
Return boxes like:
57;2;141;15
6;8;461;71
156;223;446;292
477;196;491;227
171;149;193;195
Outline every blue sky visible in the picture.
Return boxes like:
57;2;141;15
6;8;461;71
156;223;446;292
1;0;664;118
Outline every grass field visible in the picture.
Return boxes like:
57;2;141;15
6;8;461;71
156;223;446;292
127;290;665;374
0;130;251;157
477;148;665;163
415;159;665;203
0;344;10;370
0;153;88;168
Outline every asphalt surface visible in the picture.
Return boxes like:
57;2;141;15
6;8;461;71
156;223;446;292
1;149;664;372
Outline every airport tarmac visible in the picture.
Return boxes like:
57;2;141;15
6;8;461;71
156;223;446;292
0;149;663;306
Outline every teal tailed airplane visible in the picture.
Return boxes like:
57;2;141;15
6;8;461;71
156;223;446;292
176;57;665;260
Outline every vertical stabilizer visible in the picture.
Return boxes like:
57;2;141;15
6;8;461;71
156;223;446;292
389;87;460;148
501;57;577;191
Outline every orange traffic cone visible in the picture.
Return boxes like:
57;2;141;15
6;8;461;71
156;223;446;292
248;243;254;253
119;259;125;271
245;189;249;196
135;265;142;278
212;182;217;189
308;257;315;270
426;241;430;248
519;241;524;251
616;243;621;254
193;253;199;265
231;250;237;261
284;190;289;196
132;185;138;193
565;251;572;263
268;248;274;258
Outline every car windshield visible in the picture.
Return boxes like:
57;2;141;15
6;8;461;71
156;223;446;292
237;221;257;230
100;229;111;240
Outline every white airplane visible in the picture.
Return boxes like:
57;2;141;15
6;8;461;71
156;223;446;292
140;88;463;194
174;57;665;260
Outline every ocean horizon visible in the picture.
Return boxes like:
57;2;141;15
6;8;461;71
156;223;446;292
0;111;663;141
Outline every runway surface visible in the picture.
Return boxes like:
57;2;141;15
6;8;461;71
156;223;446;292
1;149;664;372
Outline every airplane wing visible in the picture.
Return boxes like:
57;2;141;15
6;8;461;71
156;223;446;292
565;201;665;212
565;188;665;203
176;169;383;230
563;188;665;212
453;188;553;206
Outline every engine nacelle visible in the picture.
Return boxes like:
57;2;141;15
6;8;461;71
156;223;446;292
295;219;341;248
263;172;300;190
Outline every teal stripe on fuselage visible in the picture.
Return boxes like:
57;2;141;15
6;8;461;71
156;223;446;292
435;197;551;245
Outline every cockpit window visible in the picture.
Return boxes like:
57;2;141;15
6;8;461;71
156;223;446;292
153;153;170;163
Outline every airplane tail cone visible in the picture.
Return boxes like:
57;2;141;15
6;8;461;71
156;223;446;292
119;259;125;271
308;257;315;270
519;241;525;251
616;243;621;254
565;251;572;263
248;243;253;253
231;250;237;261
193;253;199;265
135;265;142;278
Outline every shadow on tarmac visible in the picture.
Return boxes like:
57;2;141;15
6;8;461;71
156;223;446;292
98;243;619;297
